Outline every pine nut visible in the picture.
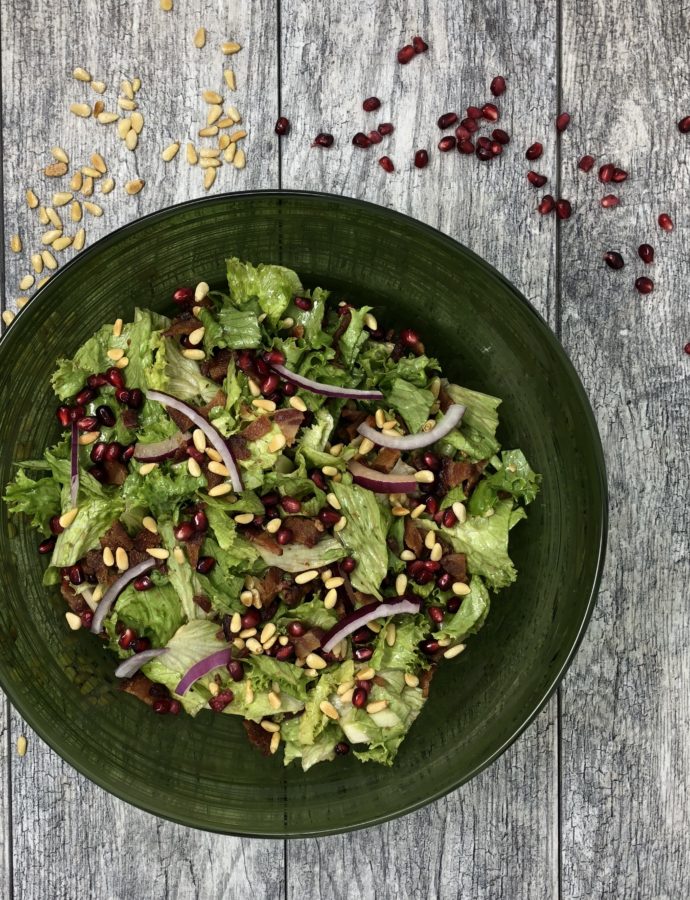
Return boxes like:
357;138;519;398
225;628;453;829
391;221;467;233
115;547;129;571
443;644;466;659
125;179;145;195
305;652;327;669
125;129;138;151
83;201;103;216
73;228;86;251
234;513;254;525
45;162;68;177
324;576;344;589
65;612;82;631
26;189;39;208
430;542;443;562
73;67;92;82
233;148;246;169
320;701;339;721
415;469;435;484
70;103;91;118
367;700;388;715
138;462;157;475
100;178;115;194
194;27;206;48
208;483;232;497
58;507;78;529
97;112;119;124
452;501;467;523
452;582;472;596
70;201;82;222
102;546;115;567
52;236;72;252
18;274;34;291
46;208;63;229
404;673;419;688
333;516;347;532
395;573;408;595
424;530;437;550
207;105;222;126
289;396;307;412
224;69;236;91
198;126;219;138
295;570;319;585
359;437;375;455
222;41;242;54
16;736;27;757
252;398;276;412
31;253;43;274
142;516;158;534
147;548;170;560
187;457;202;478
2;310;16;326
131;112;144;134
91;80;106;94
162;142;180;162
324;588;337;609
186;143;198;165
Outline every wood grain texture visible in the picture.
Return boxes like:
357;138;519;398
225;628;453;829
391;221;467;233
0;700;9;899
1;2;283;899
281;1;560;897
559;0;690;898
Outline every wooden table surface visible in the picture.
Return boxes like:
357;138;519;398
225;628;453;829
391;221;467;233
1;0;688;897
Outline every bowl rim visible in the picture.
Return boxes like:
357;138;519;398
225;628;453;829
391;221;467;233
0;189;608;837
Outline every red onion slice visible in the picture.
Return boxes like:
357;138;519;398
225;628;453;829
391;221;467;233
269;363;383;400
175;648;233;695
133;430;190;462
146;390;242;492
348;460;418;493
357;403;466;451
70;421;79;507
115;648;168;679
322;595;421;652
91;558;156;634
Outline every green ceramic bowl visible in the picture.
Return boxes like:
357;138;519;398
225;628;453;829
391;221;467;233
0;192;606;836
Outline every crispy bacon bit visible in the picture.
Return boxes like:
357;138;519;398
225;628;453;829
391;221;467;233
440;458;487;495
418;666;436;698
120;672;156;706
244;527;283;556
274;408;304;446
243;720;272;755
404;518;424;555
441;552;468;583
294;628;324;659
242;415;272;442
228;434;250;461
201;348;233;383
283;516;321;547
60;581;88;614
370;447;401;473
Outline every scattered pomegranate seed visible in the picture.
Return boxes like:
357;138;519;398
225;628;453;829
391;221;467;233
363;97;381;112
658;213;674;232
438;135;456;152
428;606;445;624
274;116;290;136
556;199;573;219
492;128;510;145
537;195;555;215
527;171;548;188
458;139;474;154
379;155;395;173
378;122;394;136
437;112;458;129
419;638;440;655
352;132;371;148
460;117;478;134
466;105;483;120
353;646;374;662
196;556;216;574
133;575;153;591
578;155;595;172
152;699;171;715
556;112;571;132
436;572;452;591
38;537;56;554
242;610;261;629
168;700;181;715
400;328;420;346
119;628;136;649
414;149;429;168
49;515;64;535
598;163;614;183
490;75;506;97
526;142;543;160
481;102;499;122
678;116;690;134
56;406;71;427
412;35;428;53
340;556;357;573
490;141;503;156
364;131;380;147
477;136;492;150
397;44;415;64
172;287;194;305
89;442;107;463
454;126;469;143
476;146;492;161
281;496;301;514
612;168;628;183
601;194;620;209
603;251;624;269
335;741;350;755
684;343;690;355
313;133;334;148
635;276;654;294
209;690;234;713
174;521;195;542
638;243;654;264
442;509;457;528
276;528;294;545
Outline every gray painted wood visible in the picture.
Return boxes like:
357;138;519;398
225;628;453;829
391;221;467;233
1;701;9;899
1;1;283;899
280;1;560;897
559;0;690;898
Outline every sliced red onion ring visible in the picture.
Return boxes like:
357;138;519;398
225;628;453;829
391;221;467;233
175;648;233;695
91;558;156;634
133;430;190;462
146;390;242;492
357;403;466;450
322;595;421;652
115;648;168;679
269;363;383;400
70;421;79;507
348;460;418;493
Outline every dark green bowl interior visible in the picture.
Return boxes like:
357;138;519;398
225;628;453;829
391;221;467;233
0;192;606;836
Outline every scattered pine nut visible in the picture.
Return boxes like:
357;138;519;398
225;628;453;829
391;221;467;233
208;483;232;497
115;357;129;369
118;97;138;112
142;516;158;534
37;207;49;224
192;429;207;452
227;106;242;123
224;69;236;91
121;79;134;100
41;229;63;245
58;507;79;529
289;396;307;412
187;456;202;478
295;570;319;585
132;77;141;93
113;318;123;337
452;501;467;523
228;129;247;143
367;699;388;715
395;573;408;595
81;166;102;178
9;234;21;253
125;129;138;151
217;116;234;129
202;90;223;105
46;207;63;229
452;582;472;596
41;250;58;269
45;162;68;177
117;118;131;139
93;102;105;119
430;542;443;562
194;27;207;48
26;189;39;209
415;469;435;484
203;167;217;189
186;143;198;165
364;312;378;331
305;653;327;670
70;102;91;118
207;104;222;126
391;505;410;517
218;134;231;150
200;158;221;169
147;547;170;560
83;177;95;196
78;430;99;446
324;588;337;609
233;148;246;169
162;142;180;162
405;673;420;688
359;437;375;455
223;143;236;164
51;147;69;164
200;148;221;159
73;67;91;82
102;546;115;567
91;80;106;94
320;701;339;721
160;0;173;10
198;125;219;138
73;228;86;251
65;612;82;630
424;529;437;550
83;201;103;216
52;192;73;207
97;111;119;124
125;179;145;195
69;173;83;193
70;201;82;222
100;177;115;194
2;310;16;327
52;236;72;252
443;644;466;660
222;41;242;55
107;348;125;360
16;736;27;757
37;276;51;288
91;153;107;173
268;433;286;453
31;253;43;273
252;397;276;412
181;348;205;360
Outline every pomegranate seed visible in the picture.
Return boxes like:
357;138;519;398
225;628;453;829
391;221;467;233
174;521;195;542
196;556;216;575
482;102;499;122
526;142;543;160
603;251;625;270
283;382;297;396
598;163;614;183
276;528;294;545
172;287;194;305
236;351;253;372
287;621;305;637
612;168;628;183
95;405;116;427
447;596;461;613
90;442;106;463
454;125;471;141
578;155;595;172
378;122;394;136
527;171;548;188
490;75;507;97
638;243;654;264
133;575;154;591
275;644;295;662
38;537;56;554
189;510;207;534
477;136;492;151
425;496;439;515
152;699;170;715
424;560;441;573
134;637;151;653
121;444;135;463
537;195;555;215
352;626;373;644
363;97;381;112
260;491;280;507
69;405;85;422
255;357;270;377
428;606;444;624
556;112;571;132
128;389;143;410
601;194;619;209
490;141;503;157
368;130;383;145
119;627;136;649
49;515;64;535
397;44;415;64
104;442;122;461
227;660;245;681
460;117;478;134
458;139;475;154
352;687;368;708
76;415;98;431
436;572;452;591
442;509;457;528
412;35;428;53
318;508;340;527
115;388;130;405
313;132;334;148
678;116;690;134
556;199;573;219
353;646;373;662
168;700;181;715
437;112;458;129
264;348;286;366
88;465;106;483
335;741;350;755
419;638;440;655
414;149;429;168
684;343;690;355
492;128;510;145
466;105;482;120
400;328;419;346
310;469;327;490
209;691;234;713
75;388;96;406
80;609;94;629
274;116;290;136
242;610;261;629
422;451;440;470
635;276;654;294
260;373;280;395
56;406;71;427
281;496;301;514
106;367;125;389
87;373;108;389
186;444;204;463
414;569;434;586
341;557;356;573
378;155;394;173
658;213;674;232
352;132;371;148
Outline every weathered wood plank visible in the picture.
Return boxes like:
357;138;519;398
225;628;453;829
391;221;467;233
0;700;10;900
559;1;690;898
1;1;283;897
281;1;560;896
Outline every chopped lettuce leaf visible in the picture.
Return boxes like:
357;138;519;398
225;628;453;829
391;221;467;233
146;335;219;404
289;287;331;348
468;449;541;517
215;306;262;350
436;576;490;643
247;654;311;702
160;619;225;672
282;719;340;770
4;469;61;532
370;616;429;672
159;522;201;620
110;580;185;646
384;377;434;435
299;660;354;746
143;658;211;716
300;407;334;453
332;481;389;598
226;257;302;322
437;382;502;462
122;461;206;522
338;305;372;368
254;535;346;573
276;601;339;631
51;495;124;567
